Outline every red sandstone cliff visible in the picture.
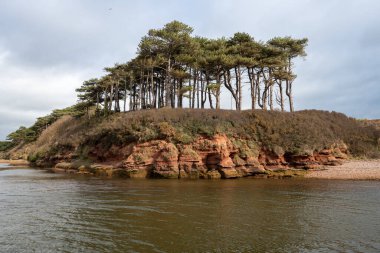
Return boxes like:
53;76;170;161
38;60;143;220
54;134;348;179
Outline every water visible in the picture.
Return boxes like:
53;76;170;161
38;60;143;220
0;167;379;253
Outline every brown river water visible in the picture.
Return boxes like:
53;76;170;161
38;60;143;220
0;164;379;253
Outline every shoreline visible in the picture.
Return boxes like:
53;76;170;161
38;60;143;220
0;159;30;167
1;159;380;180
305;159;380;180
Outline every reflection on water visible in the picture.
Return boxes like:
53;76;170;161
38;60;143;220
0;163;11;168
0;168;379;252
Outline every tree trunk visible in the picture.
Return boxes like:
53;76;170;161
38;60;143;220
188;69;192;108
157;77;161;108
129;85;133;111
286;57;294;112
223;70;238;108
147;71;152;108
96;91;99;112
196;70;200;108
114;81;120;112
234;67;242;110
207;78;214;109
255;73;261;109
215;73;221;109
192;69;196;108
286;80;294;112
151;68;156;108
171;78;176;108
178;79;183;108
109;84;114;111
263;83;268;111
278;81;284;112
269;82;274;111
248;67;256;110
160;77;165;108
201;73;206;108
237;66;242;110
123;79;127;112
104;87;109;115
165;57;172;107
257;82;263;109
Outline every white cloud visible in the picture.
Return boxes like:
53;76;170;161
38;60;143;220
0;0;379;139
0;62;89;138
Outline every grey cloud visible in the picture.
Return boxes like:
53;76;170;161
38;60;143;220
0;0;380;140
0;109;42;140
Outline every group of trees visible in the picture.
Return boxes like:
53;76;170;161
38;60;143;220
4;21;308;147
76;20;308;114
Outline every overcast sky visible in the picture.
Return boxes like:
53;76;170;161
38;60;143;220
0;0;379;140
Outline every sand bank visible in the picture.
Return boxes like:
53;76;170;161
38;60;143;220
305;159;380;180
0;159;29;166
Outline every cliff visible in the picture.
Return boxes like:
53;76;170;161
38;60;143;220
7;109;380;179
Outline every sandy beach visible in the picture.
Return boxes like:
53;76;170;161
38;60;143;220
0;159;29;167
305;159;380;180
1;159;380;180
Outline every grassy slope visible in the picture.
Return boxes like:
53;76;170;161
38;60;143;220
360;119;380;131
19;109;379;166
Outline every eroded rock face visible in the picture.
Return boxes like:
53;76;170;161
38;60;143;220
116;134;349;179
49;134;350;179
287;144;348;169
121;141;179;178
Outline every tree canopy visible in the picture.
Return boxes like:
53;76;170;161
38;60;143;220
76;20;308;114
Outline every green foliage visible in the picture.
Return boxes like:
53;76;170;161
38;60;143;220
0;141;14;152
76;78;101;106
206;83;221;91
7;127;36;144
70;20;308;114
137;127;160;142
157;122;177;139
27;152;42;163
173;131;194;144
268;36;308;59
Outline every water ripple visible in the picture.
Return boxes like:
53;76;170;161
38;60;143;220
0;169;379;253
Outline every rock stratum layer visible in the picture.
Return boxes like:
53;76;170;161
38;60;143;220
51;134;348;179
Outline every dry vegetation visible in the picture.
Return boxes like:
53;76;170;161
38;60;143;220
359;119;380;131
23;109;380;166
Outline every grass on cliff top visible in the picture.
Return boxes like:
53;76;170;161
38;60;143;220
26;108;380;162
359;119;380;131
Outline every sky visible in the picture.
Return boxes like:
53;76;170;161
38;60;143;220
0;0;379;140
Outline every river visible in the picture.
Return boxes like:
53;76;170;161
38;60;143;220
0;165;379;252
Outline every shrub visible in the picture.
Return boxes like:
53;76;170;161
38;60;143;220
157;122;176;139
0;141;13;152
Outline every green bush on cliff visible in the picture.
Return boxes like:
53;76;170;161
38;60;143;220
173;131;194;144
0;141;13;152
27;152;41;163
157;122;176;138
